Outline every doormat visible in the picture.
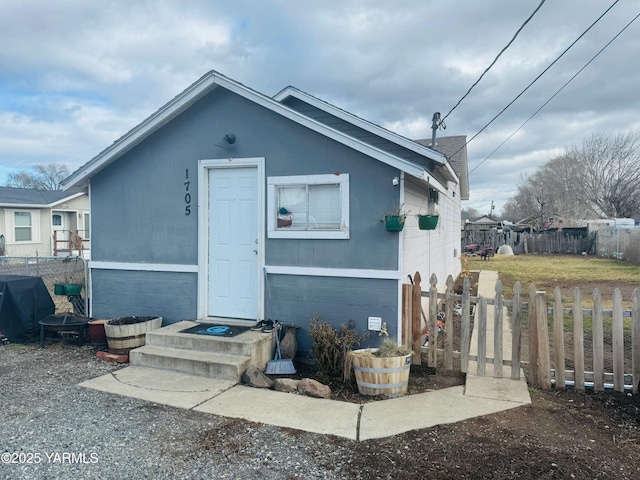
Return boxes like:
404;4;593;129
179;324;250;338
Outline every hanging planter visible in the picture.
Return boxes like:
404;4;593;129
384;214;406;232
418;214;439;230
64;283;83;295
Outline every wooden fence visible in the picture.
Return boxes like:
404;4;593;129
402;273;640;394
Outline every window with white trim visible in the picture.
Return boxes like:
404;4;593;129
14;212;33;242
267;174;349;239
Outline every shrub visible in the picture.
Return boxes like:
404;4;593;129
309;316;367;383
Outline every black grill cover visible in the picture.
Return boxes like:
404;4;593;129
0;275;55;342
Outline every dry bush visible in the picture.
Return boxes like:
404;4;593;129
309;316;367;383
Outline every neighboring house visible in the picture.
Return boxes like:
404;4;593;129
62;71;467;353
0;187;90;257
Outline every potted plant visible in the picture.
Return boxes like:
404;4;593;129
346;338;413;397
104;316;163;354
54;257;84;296
418;205;439;230
382;205;407;232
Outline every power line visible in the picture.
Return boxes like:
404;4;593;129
469;9;640;175
441;0;546;124
448;0;621;160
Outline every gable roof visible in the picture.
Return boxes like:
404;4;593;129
415;136;469;200
274;87;459;187
0;186;85;208
62;71;451;196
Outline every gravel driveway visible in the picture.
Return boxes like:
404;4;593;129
0;343;348;480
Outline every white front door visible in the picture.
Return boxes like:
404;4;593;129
52;211;69;241
207;166;259;319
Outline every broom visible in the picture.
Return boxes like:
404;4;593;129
263;267;296;374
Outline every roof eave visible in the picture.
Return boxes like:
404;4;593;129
274;86;448;165
63;71;450;193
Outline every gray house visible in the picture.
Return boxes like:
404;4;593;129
63;71;467;353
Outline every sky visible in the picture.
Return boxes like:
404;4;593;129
1;0;639;215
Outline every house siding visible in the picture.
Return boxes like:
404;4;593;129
266;274;398;354
402;177;461;289
89;86;404;328
91;87;400;270
91;269;197;322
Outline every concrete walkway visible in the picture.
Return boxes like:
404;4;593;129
80;270;531;441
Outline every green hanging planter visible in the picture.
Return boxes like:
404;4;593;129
418;215;439;230
54;284;66;295
64;283;83;295
384;214;406;232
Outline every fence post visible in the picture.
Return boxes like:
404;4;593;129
528;283;539;386
477;296;487;376
632;288;639;395
536;291;551;389
511;282;522;380
411;272;422;365
444;275;454;370
612;289;624;392
573;287;585;391
428;273;438;368
592;288;604;391
553;287;565;389
494;279;503;378
461;276;471;374
402;283;413;348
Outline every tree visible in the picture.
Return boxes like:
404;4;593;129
6;163;70;190
504;129;640;221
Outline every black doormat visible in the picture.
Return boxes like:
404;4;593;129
180;324;250;338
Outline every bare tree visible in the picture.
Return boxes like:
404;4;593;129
6;163;70;190
504;129;640;221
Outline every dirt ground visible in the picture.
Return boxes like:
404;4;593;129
2;338;639;479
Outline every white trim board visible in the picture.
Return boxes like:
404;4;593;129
265;265;401;280
90;261;198;273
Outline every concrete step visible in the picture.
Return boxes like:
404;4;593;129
146;321;268;355
144;321;274;370
129;345;252;381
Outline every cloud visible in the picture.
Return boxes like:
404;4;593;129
0;0;638;216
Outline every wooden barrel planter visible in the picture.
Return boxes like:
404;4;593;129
104;316;162;354
351;348;412;397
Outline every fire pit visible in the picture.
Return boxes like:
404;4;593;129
39;313;88;347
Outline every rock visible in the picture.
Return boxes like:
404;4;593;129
241;366;274;389
273;378;300;393
297;378;331;399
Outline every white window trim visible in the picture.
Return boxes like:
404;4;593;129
267;173;349;239
5;210;41;244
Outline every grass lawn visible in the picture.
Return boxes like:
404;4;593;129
466;253;640;298
466;253;640;334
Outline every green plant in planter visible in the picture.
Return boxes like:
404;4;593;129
374;337;414;357
382;204;408;232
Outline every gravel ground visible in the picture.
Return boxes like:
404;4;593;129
2;342;639;480
0;343;348;480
